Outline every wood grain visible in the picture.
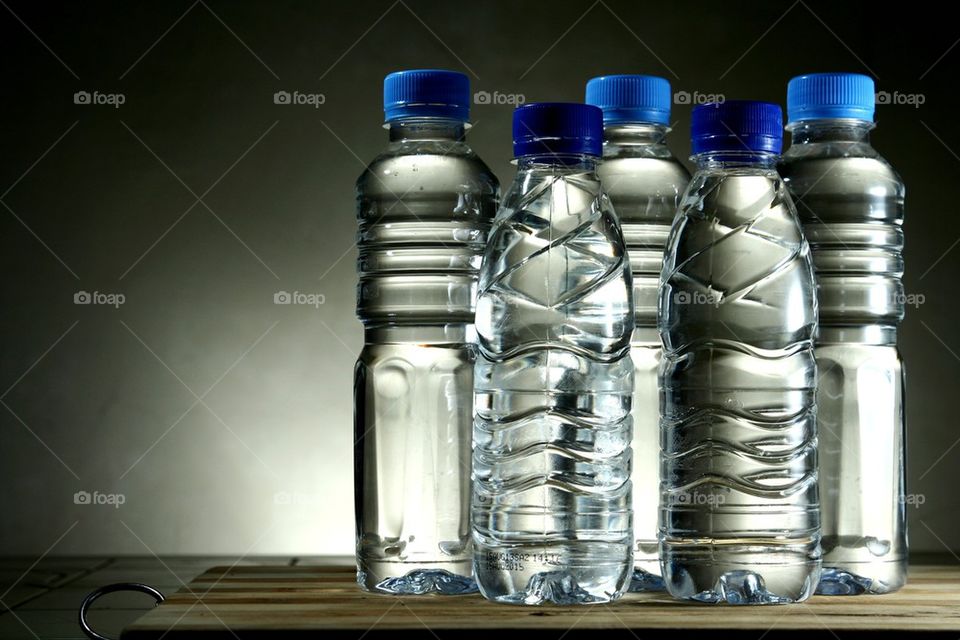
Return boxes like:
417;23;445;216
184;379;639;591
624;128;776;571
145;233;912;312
121;563;960;638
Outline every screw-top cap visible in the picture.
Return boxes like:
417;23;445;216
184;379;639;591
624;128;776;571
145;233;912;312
691;100;783;155
512;102;603;158
585;75;671;125
383;69;470;123
787;72;874;125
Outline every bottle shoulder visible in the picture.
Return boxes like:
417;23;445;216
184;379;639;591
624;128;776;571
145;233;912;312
490;173;628;265
498;169;608;214
779;142;905;226
780;142;904;189
597;155;690;223
662;169;817;350
598;154;691;184
356;141;499;195
478;169;634;358
678;170;806;241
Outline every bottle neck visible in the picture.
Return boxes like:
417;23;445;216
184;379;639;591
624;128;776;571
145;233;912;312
787;119;874;145
387;118;466;142
602;123;669;146
516;154;599;174
693;150;779;170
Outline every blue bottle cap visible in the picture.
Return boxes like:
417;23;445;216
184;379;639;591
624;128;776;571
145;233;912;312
585;75;671;125
512;102;603;158
383;69;470;123
787;72;874;125
691;100;783;155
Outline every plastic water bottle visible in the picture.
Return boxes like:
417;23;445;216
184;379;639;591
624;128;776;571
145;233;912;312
586;74;691;591
659;101;821;604
354;69;499;594
780;73;906;595
472;103;634;605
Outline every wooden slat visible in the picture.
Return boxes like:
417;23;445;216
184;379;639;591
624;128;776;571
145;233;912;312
121;563;960;638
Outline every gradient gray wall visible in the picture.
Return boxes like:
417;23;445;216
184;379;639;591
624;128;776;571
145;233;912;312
1;0;957;556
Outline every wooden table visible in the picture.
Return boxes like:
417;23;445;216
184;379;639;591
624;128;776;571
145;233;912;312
121;563;960;638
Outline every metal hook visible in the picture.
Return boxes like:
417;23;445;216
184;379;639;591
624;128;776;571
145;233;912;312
79;582;165;640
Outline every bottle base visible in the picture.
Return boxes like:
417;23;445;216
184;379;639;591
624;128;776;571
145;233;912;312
661;544;820;604
629;567;665;592
479;570;622;605
474;542;631;605
356;560;477;595
816;561;907;595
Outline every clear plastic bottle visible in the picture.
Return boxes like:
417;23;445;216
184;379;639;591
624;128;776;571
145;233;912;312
780;73;906;595
472;103;634;605
354;69;499;594
586;74;691;591
659;101;821;604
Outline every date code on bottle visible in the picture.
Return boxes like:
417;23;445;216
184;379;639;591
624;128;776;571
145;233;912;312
484;551;562;572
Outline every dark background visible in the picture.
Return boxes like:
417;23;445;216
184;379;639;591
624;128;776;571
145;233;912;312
0;0;956;557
